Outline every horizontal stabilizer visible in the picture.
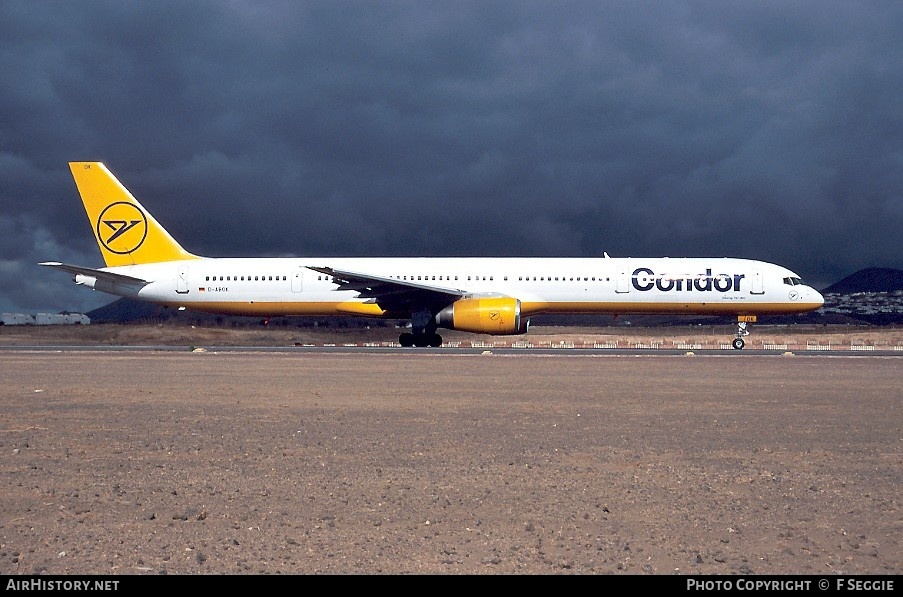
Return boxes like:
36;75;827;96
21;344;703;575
39;262;148;286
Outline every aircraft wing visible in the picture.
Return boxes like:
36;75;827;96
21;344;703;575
308;266;466;312
39;262;149;286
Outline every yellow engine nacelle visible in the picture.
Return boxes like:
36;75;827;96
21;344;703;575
435;297;529;335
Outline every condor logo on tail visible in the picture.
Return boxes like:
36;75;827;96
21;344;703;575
96;202;148;254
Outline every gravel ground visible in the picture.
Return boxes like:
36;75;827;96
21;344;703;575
0;351;899;575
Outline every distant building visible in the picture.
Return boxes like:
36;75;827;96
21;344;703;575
1;313;33;325
1;313;90;325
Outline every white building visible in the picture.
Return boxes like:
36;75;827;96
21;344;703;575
1;313;90;325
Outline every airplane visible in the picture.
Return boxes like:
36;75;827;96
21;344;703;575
42;162;825;349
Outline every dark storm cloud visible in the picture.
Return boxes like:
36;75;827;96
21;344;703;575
1;0;901;312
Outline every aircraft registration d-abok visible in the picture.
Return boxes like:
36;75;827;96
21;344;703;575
43;162;824;348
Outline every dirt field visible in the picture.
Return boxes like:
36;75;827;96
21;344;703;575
0;348;899;575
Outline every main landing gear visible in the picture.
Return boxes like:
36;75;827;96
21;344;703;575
399;309;443;347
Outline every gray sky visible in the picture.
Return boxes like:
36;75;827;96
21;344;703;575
1;1;901;313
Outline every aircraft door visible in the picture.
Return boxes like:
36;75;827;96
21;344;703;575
177;264;189;294
616;268;630;293
751;269;764;294
292;271;303;292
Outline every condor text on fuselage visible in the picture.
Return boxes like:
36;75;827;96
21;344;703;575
632;267;745;293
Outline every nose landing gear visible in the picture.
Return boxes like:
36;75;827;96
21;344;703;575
732;323;748;350
733;316;756;350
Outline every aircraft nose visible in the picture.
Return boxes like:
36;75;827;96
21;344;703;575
812;288;825;307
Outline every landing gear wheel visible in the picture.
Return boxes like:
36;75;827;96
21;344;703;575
401;332;443;348
733;320;750;350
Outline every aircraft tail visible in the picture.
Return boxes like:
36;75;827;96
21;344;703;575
69;162;200;267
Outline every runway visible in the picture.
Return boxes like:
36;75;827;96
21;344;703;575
0;343;901;357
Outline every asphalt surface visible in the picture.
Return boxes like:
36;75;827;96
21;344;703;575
0;344;901;357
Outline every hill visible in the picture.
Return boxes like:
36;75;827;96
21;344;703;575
821;267;903;294
86;296;168;323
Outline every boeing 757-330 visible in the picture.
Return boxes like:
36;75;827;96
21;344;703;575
42;162;824;348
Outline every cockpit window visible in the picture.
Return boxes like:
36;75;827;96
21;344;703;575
783;277;804;286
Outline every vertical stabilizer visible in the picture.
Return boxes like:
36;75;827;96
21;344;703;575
69;162;199;266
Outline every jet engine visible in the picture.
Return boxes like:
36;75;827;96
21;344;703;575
435;297;529;335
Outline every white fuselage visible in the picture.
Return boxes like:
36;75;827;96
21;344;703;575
80;256;824;318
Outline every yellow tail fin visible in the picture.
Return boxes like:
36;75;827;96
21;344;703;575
69;162;199;267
